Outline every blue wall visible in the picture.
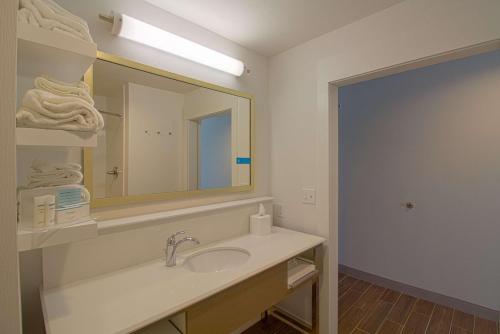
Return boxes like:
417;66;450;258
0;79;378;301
339;49;500;310
199;111;232;189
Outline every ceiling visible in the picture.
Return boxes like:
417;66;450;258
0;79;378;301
144;0;404;56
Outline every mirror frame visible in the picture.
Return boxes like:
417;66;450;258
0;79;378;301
84;51;255;208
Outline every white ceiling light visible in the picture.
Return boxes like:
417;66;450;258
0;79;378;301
102;13;245;76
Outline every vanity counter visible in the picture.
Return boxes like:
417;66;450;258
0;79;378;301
41;227;325;334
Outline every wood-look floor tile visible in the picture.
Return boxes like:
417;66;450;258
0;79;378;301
352;279;372;294
339;276;358;296
387;295;417;325
339;288;363;318
380;289;401;304
338;276;499;334
340;284;386;334
358;300;394;333
353;285;386;312
378;320;402;334
243;315;301;334
413;299;435;316
452;310;474;331
426;305;453;334
402;312;431;334
352;329;370;334
339;307;367;334
474;317;498;334
450;326;472;334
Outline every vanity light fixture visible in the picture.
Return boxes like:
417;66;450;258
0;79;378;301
99;13;246;76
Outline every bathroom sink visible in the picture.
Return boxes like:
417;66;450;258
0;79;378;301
183;247;250;273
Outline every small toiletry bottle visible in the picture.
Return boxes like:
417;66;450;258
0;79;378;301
250;203;272;235
33;195;56;228
45;195;56;226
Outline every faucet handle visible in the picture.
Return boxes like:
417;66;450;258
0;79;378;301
167;231;185;244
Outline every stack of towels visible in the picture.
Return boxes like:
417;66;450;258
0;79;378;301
18;0;94;43
16;76;104;133
26;160;83;189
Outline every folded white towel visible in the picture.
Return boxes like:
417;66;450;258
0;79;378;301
27;169;83;189
16;89;104;132
287;258;318;289
18;0;93;43
26;160;83;189
34;76;93;105
31;159;81;173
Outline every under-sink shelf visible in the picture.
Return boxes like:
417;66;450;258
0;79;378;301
16;128;97;147
17;21;96;82
17;220;97;252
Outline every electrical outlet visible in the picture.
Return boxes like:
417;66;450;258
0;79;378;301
302;188;316;205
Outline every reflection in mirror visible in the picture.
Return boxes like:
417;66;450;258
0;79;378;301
90;56;251;201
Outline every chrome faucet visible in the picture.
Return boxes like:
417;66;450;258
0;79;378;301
165;231;200;267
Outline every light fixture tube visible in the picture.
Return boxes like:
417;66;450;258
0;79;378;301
110;13;245;76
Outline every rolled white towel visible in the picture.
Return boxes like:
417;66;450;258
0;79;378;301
18;7;40;26
34;76;93;105
16;89;104;132
19;0;93;43
35;0;89;29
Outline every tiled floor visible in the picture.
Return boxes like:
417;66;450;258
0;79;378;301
244;273;499;334
339;273;498;334
243;314;301;334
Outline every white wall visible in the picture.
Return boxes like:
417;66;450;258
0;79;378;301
0;0;22;332
269;0;500;332
127;83;184;195
183;87;236;120
339;49;500;311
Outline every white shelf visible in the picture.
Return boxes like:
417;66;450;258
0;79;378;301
18;220;97;252
17;22;97;82
16;127;97;147
98;196;275;235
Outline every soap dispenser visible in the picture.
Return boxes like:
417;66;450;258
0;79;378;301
250;203;272;235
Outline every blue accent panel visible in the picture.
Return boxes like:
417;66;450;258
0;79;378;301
236;157;251;165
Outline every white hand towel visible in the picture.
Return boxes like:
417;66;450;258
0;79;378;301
34;76;93;105
19;0;93;43
16;89;104;132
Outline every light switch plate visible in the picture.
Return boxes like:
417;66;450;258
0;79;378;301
302;188;316;205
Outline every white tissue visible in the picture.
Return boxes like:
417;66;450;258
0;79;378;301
258;203;265;216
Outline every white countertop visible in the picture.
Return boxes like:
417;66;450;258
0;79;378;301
42;227;325;334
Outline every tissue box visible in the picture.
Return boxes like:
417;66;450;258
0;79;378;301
250;214;272;235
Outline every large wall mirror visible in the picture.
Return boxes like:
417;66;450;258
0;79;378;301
84;52;254;207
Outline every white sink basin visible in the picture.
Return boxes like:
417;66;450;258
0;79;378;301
183;247;250;273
